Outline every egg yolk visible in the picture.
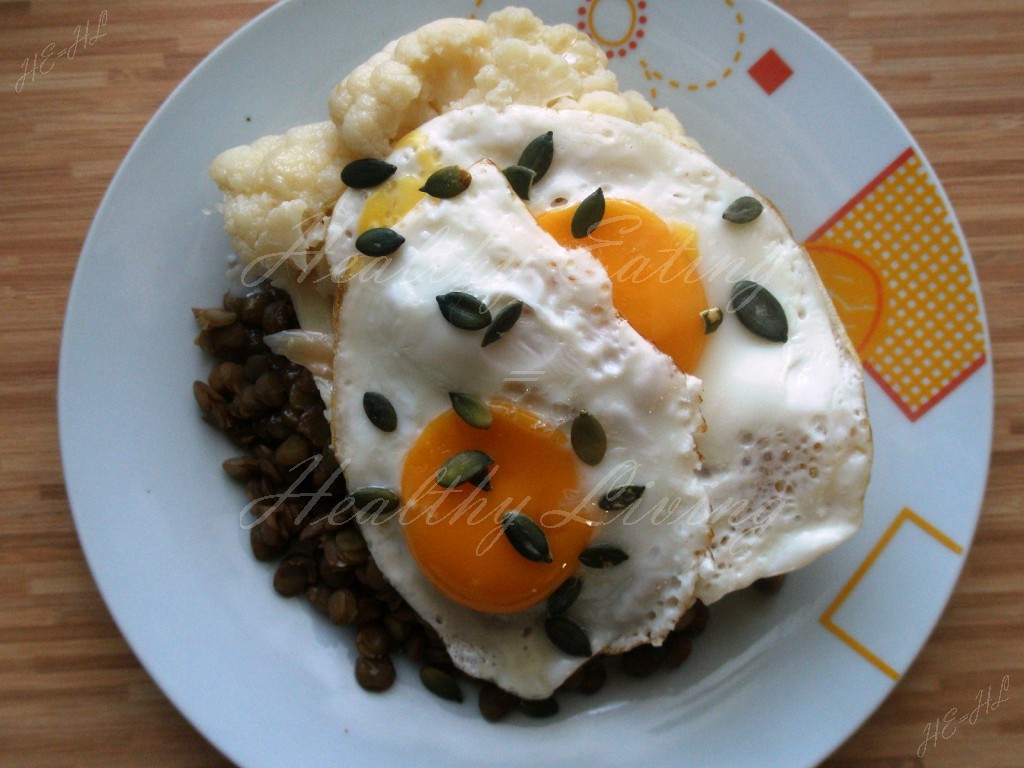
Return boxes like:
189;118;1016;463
357;130;441;234
537;198;708;373
400;401;597;614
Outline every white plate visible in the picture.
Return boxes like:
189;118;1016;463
59;1;993;766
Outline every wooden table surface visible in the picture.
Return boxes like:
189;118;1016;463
1;1;1021;765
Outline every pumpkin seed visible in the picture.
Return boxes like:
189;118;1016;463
571;411;606;466
355;227;405;257
722;195;764;224
571;187;605;238
598;485;646;511
481;300;523;347
517;131;554;181
502;164;536;200
420;165;472;199
518;697;559;718
579;544;629;568
362;391;397;432
449;392;492;429
436;291;492;330
547;576;582;616
341;158;397;189
351;486;400;518
729;280;788;342
545;615;592;657
501;511;552;564
420;665;464;703
700;307;724;335
436;450;494;488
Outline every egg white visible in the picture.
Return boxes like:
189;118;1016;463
329;161;709;699
327;105;871;606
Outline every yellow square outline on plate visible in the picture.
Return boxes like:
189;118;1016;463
819;508;963;680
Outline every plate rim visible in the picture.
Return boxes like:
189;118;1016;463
57;1;995;766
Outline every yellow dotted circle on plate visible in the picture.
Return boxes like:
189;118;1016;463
636;0;744;98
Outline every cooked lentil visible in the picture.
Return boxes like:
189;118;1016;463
620;643;664;678
355;655;396;691
478;682;518;722
356;623;391;659
518;697;559;718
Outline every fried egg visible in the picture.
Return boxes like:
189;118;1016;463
327;105;871;612
329;161;710;698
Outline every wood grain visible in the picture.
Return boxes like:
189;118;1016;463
1;1;1021;766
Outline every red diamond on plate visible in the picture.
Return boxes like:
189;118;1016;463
748;49;793;95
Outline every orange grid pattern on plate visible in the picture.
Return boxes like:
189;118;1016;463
806;149;987;421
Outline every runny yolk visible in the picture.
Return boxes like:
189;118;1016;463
400;401;598;614
537;198;708;374
357;130;441;234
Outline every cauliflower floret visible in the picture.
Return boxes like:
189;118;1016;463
329;7;688;157
556;90;700;150
209;121;346;291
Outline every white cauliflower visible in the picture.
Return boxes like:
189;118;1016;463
559;89;701;146
209;120;346;292
210;6;694;296
329;7;690;156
